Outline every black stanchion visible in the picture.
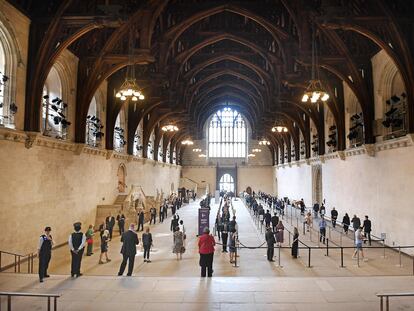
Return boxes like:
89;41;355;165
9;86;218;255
308;248;311;268
326;239;329;256
340;247;344;268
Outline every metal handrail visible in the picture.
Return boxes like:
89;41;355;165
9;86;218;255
376;292;414;311
0;251;35;274
243;195;414;272
0;292;60;311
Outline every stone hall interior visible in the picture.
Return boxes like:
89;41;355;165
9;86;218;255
0;0;413;310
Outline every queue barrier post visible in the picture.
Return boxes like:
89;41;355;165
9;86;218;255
340;247;344;268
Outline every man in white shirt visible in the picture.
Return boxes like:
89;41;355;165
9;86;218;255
68;222;86;277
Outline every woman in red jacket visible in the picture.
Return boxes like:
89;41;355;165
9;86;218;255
198;227;216;277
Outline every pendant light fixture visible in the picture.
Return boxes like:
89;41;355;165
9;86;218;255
115;29;145;106
301;24;329;103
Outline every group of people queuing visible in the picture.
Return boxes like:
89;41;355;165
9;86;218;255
37;192;187;282
246;193;299;261
214;195;238;264
256;192;374;260
306;201;373;246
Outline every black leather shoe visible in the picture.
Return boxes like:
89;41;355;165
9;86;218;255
44;275;50;278
39;279;43;282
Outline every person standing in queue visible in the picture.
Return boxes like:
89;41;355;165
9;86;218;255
150;207;157;225
159;204;164;223
343;213;350;234
118;223;139;276
198;227;216;278
331;207;338;228
221;221;229;253
117;213;126;235
291;227;299;259
68;222;86;278
38;226;53;282
265;227;275;262
85;225;94;256
106;213;115;240
137;210;145;232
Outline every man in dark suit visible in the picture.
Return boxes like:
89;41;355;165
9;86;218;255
118;223;139;276
265;227;276;261
106;213;115;239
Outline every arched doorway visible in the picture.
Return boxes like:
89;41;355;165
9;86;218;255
117;164;127;193
219;173;235;192
312;165;322;204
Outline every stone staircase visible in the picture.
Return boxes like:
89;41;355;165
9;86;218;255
94;186;165;229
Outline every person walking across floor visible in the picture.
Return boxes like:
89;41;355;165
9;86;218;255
142;227;153;263
173;226;185;260
304;212;312;232
343;213;350;234
198;227;216;277
319;216;327;244
85;225;94;256
68;222;86;278
352;226;365;259
275;220;284;246
331;207;338;228
363;215;372;246
118;224;139;276
229;229;237;263
99;230;111;264
265;227;276;261
38;226;54;282
351;215;361;235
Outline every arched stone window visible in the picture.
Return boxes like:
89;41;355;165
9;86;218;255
219;173;235;192
158;135;163;161
166;141;171;163
114;108;126;153
133;120;143;157
86;94;104;148
42;67;68;139
207;107;247;158
147;130;155;159
172;145;177;164
0;14;19;128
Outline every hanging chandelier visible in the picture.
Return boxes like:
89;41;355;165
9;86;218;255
192;148;202;152
181;139;194;145
247;153;256;157
198;154;207;158
258;138;270;145
161;124;179;132
115;29;145;102
252;148;262;153
301;25;329;103
271;125;288;133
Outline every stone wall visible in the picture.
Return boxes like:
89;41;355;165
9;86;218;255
0;131;181;254
275;136;414;248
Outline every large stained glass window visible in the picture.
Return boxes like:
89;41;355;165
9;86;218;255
208;107;246;158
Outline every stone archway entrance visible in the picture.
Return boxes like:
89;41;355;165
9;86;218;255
312;165;322;204
117;163;127;193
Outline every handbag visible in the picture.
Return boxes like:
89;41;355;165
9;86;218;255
87;238;93;245
181;246;186;253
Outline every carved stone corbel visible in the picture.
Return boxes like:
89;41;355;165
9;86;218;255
106;150;114;160
127;155;134;162
406;133;414;146
363;144;375;157
337;151;346;160
74;143;86;155
25;132;39;149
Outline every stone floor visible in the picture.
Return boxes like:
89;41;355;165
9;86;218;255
1;198;414;310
